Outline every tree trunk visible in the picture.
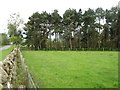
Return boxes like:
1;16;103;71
79;37;81;48
87;29;89;48
34;44;38;50
49;31;52;49
55;32;57;49
98;19;101;48
70;36;72;50
57;33;59;49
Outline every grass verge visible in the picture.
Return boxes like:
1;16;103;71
0;46;14;61
12;52;28;88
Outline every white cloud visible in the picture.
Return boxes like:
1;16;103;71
0;0;119;33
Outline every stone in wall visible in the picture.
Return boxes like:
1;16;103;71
0;48;18;89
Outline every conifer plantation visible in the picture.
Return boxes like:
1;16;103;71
23;7;119;51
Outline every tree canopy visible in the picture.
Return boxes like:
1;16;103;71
0;33;9;45
7;13;23;45
23;7;119;50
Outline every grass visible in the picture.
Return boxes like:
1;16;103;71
22;50;118;88
0;46;14;61
13;52;28;88
0;45;9;48
0;45;28;87
0;45;4;48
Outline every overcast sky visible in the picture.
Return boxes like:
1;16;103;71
0;0;119;33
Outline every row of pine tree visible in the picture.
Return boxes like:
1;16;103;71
23;7;119;50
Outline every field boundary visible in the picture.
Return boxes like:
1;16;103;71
0;48;17;88
21;46;119;51
18;47;37;88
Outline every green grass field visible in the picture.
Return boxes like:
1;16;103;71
0;45;6;48
22;51;118;88
0;46;14;61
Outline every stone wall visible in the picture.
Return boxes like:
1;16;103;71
18;48;36;88
0;48;37;89
0;48;18;89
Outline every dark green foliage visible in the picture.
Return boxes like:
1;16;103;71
24;7;118;50
0;33;9;45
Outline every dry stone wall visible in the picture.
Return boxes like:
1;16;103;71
18;48;36;88
0;48;18;89
0;48;36;89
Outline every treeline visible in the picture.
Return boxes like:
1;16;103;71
0;33;9;45
24;7;119;50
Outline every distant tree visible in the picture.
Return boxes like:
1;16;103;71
103;7;118;48
117;8;120;50
82;8;96;48
24;12;50;50
47;13;53;49
63;9;78;50
7;13;23;45
95;8;105;48
51;10;62;49
23;7;118;50
9;36;22;45
24;12;41;50
75;9;83;48
0;33;9;45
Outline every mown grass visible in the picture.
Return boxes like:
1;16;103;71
22;51;118;88
0;46;14;61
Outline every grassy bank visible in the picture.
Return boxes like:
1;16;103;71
22;51;118;88
0;46;14;61
0;45;5;48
